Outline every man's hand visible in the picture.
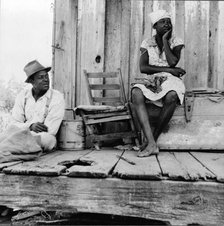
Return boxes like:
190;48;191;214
162;29;172;41
168;67;186;78
30;122;48;133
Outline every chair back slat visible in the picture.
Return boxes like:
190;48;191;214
89;84;120;90
84;69;127;106
87;72;117;78
93;97;122;103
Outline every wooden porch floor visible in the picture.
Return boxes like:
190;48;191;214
0;149;224;225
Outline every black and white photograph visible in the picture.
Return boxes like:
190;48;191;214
0;0;224;225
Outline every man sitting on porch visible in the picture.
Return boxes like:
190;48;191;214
132;10;186;157
11;60;65;151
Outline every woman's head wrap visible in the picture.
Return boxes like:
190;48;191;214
149;10;171;26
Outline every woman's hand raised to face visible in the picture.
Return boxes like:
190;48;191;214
168;67;186;78
162;29;172;41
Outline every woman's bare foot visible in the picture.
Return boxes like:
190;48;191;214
139;141;148;151
137;144;159;157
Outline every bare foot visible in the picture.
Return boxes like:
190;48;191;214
137;144;159;157
133;142;148;152
139;141;148;151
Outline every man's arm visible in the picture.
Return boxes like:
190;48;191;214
11;91;34;130
139;48;185;77
44;91;65;136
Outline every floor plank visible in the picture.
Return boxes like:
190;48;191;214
113;150;161;179
173;152;216;181
3;150;92;176
67;148;123;178
191;152;224;182
157;152;190;180
0;175;224;225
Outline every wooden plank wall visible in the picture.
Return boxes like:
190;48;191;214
53;0;224;108
76;0;106;105
52;0;78;108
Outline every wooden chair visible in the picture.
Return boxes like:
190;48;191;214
77;69;139;149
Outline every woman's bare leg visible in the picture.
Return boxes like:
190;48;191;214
131;88;158;157
153;91;178;141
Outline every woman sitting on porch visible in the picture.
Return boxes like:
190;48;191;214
132;10;186;157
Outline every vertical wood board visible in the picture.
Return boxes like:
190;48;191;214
175;0;185;69
129;0;144;85
76;0;106;105
216;1;224;90
142;0;153;40
53;0;78;108
208;1;219;88
104;0;122;99
120;0;131;98
184;1;209;90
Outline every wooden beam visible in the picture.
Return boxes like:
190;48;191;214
0;175;224;225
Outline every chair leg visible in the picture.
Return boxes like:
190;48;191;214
80;111;102;150
86;125;101;150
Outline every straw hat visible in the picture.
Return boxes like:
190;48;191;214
24;60;51;83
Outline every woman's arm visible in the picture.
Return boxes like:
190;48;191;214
140;48;171;74
139;48;185;77
163;30;184;67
